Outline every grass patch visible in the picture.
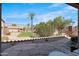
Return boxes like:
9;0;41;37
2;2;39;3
1;36;9;40
18;32;39;37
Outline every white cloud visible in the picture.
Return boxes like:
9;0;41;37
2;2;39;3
34;10;66;24
64;5;77;11
28;3;35;5
66;5;77;10
63;5;78;15
22;3;35;6
4;3;77;25
5;13;28;19
48;3;64;8
48;3;77;14
34;5;77;25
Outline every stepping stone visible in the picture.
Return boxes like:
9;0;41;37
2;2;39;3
48;51;69;56
74;49;79;55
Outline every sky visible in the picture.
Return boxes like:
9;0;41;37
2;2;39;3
2;3;78;25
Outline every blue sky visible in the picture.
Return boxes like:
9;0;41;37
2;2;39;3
2;3;78;25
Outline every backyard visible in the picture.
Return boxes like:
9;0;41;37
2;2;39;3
1;3;78;56
18;32;39;37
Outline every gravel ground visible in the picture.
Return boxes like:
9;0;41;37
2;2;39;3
1;37;78;56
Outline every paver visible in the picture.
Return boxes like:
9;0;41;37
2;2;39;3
1;37;78;56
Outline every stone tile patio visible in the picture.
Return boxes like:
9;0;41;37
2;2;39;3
1;37;79;56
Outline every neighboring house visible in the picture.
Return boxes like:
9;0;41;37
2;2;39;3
1;19;36;35
7;24;31;33
8;25;24;32
1;19;9;37
1;19;5;37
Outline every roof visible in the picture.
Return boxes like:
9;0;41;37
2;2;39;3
7;25;29;29
8;26;23;29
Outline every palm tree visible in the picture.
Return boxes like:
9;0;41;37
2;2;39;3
28;13;35;32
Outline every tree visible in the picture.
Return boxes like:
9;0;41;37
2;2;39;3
53;16;63;34
12;24;17;26
35;22;49;37
53;16;73;35
27;24;30;26
35;16;74;37
28;13;35;32
35;20;54;37
47;20;54;35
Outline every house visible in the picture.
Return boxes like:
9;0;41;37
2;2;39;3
7;25;24;32
1;19;9;37
7;24;31;33
1;19;5;37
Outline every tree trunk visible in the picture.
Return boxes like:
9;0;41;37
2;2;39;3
31;19;33;32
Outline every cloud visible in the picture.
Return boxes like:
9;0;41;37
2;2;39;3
28;3;35;5
48;3;64;8
3;3;77;25
34;10;66;24
64;5;77;11
63;5;78;15
34;5;77;25
5;13;28;19
5;3;77;20
48;3;77;14
22;3;35;6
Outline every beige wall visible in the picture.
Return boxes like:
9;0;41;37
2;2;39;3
1;20;5;37
8;28;24;33
9;28;19;32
